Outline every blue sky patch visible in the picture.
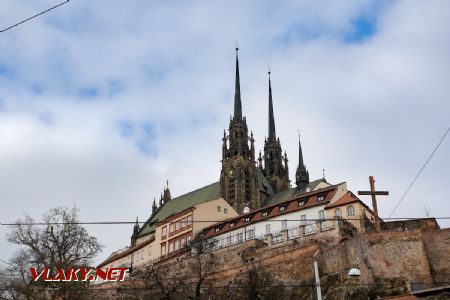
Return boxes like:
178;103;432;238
344;16;376;43
0;64;13;79
107;80;126;97
77;87;98;98
118;119;158;156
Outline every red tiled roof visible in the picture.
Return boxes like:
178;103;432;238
325;192;376;217
325;193;359;209
204;185;339;238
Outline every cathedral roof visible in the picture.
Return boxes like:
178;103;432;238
138;182;220;237
257;168;274;195
262;178;328;207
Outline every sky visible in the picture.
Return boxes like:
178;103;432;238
0;0;449;265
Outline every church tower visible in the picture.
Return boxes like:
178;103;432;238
220;48;260;213
262;72;290;193
295;134;310;189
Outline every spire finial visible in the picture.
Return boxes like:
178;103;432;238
322;169;326;179
268;70;276;141
166;180;169;189
233;44;242;120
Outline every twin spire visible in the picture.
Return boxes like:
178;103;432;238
231;48;309;189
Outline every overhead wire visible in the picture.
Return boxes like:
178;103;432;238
389;126;450;217
0;0;69;33
1;216;450;226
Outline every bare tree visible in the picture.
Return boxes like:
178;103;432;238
0;207;103;300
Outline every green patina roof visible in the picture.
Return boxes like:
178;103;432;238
257;168;274;195
262;178;328;206
138;182;220;237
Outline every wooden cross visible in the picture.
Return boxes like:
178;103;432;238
358;176;389;231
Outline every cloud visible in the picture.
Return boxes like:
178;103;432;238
0;0;449;264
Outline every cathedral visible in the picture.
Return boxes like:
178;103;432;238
130;49;324;247
219;48;311;213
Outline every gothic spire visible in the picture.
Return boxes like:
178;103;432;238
152;197;157;214
298;134;304;167
268;71;276;142
234;47;242;120
296;133;310;188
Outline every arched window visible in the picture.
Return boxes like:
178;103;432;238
347;205;355;216
334;208;342;218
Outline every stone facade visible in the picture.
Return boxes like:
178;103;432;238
99;218;450;299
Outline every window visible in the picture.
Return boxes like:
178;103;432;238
187;215;192;226
334;208;342;218
175;240;180;251
298;200;305;206
186;235;192;245
245;217;250;222
262;211;268;217
300;215;307;225
217;206;221;212
237;232;244;242
175;220;181;231
318;210;326;220
279;206;285;212
162;226;167;237
248;229;255;238
230;222;235;228
169;241;174;253
282;220;287;230
265;224;271;234
181;217;186;228
180;237;186;249
227;235;231;245
224;208;228;214
169;223;174;233
347;205;355;216
215;227;220;232
161;244;166;256
318;194;324;201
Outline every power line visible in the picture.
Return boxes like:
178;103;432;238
1;281;450;291
389;126;450;218
1;217;450;226
0;0;69;33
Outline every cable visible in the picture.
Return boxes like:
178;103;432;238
1;281;450;291
0;0;69;33
1;216;449;226
389;126;450;218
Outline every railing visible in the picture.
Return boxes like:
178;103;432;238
288;226;301;239
304;223;317;235
206;220;337;252
272;232;284;244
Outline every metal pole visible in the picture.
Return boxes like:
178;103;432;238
313;259;322;300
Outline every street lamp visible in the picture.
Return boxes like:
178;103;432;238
348;268;361;277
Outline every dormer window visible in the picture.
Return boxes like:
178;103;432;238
318;194;325;201
245;217;250;222
279;206;285;212
215;227;220;233
262;211;268;217
298;200;305;207
230;222;235;228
